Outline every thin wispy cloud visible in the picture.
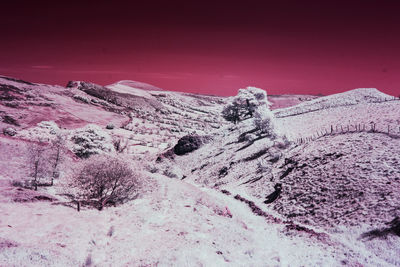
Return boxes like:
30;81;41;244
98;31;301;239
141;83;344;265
31;65;54;69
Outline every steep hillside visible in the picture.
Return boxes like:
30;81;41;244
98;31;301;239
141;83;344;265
0;76;227;156
157;88;400;266
0;77;127;130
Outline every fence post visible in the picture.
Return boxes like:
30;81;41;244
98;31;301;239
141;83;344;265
77;201;81;212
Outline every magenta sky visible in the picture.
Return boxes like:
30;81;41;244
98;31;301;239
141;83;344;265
1;0;400;96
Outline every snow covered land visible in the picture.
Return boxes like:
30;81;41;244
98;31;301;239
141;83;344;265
0;75;399;266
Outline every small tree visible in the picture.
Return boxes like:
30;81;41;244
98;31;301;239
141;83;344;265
223;87;279;138
49;133;65;185
113;136;129;153
221;103;240;124
70;155;140;210
222;87;270;123
27;140;47;190
253;107;278;138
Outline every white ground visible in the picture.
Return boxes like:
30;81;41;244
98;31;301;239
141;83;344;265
0;173;366;267
1;77;399;266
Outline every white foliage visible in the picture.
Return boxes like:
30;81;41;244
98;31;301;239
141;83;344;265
37;121;60;134
16;121;60;141
3;127;17;136
222;86;272;123
253;105;279;137
70;124;114;158
237;86;271;107
223;86;279;137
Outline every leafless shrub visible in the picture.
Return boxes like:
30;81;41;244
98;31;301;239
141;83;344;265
113;137;129;153
70;155;140;210
27;140;48;190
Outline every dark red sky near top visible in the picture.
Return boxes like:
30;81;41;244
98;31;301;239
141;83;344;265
1;0;400;96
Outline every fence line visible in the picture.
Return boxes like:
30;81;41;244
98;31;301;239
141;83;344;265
276;96;400;118
291;123;400;145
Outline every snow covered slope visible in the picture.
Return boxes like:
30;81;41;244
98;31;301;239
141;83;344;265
0;76;227;156
274;88;395;117
105;81;159;100
156;88;400;266
1;172;367;266
1;75;399;266
108;80;163;91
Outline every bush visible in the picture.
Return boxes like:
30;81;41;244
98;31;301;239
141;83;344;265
253;107;277;138
3;127;17;136
2;114;20;126
71;124;114;158
106;123;115;130
73;94;90;103
70;155;140;210
173;134;204;155
37;121;60;135
112;137;129;153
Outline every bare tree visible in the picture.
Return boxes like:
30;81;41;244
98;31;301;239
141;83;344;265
50;133;65;185
70;155;140;210
27;140;47;190
112;137;129;153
